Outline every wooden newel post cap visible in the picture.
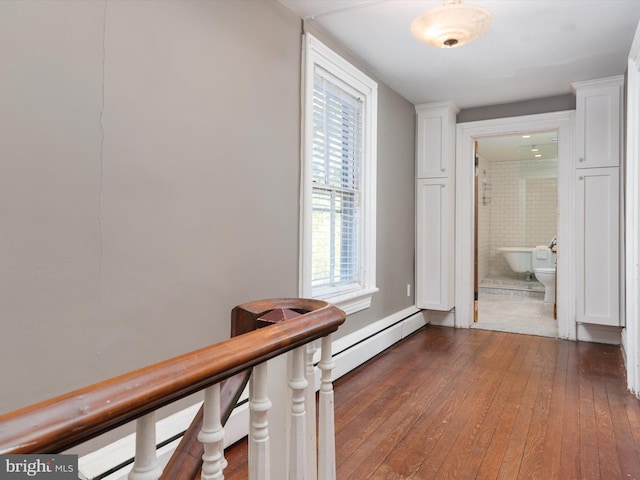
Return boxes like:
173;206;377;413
256;307;302;328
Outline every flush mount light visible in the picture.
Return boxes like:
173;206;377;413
411;0;493;48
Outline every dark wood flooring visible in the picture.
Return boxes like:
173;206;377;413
224;326;640;479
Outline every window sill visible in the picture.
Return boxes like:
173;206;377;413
319;286;379;316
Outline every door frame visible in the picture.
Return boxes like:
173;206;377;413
455;111;576;340
625;22;640;395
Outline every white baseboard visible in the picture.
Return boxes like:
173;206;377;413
79;306;426;479
622;327;628;367
576;323;623;345
423;309;455;327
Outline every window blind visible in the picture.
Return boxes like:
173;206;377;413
311;72;364;295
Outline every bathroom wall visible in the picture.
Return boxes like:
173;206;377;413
488;158;558;277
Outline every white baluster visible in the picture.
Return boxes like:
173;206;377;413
289;347;308;480
128;413;162;480
249;362;271;480
318;335;336;480
305;342;318;480
198;384;226;480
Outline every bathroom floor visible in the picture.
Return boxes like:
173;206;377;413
479;273;544;296
474;275;557;338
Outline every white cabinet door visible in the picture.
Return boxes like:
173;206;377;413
415;102;458;178
574;77;623;169
416;178;454;310
576;167;620;326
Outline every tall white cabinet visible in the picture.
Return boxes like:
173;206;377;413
573;76;624;327
415;102;458;310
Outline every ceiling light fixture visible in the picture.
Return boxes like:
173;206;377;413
411;0;493;48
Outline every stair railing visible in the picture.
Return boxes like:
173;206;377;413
0;298;345;480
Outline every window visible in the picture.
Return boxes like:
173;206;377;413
300;34;378;315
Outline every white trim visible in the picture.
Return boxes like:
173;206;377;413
626;20;640;396
79;306;425;479
330;305;421;356
576;324;622;345
455;111;576;339
299;33;378;314
423;309;456;327
572;75;628;91
315;286;380;316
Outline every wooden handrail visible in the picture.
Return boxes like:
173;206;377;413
159;298;304;480
0;298;345;455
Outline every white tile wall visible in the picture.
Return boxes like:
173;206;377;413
477;158;558;278
477;157;491;283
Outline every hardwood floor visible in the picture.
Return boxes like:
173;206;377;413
223;326;640;479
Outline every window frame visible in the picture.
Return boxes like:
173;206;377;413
300;33;378;315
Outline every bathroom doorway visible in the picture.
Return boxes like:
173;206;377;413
472;130;559;337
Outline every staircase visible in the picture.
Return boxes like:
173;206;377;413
0;298;345;480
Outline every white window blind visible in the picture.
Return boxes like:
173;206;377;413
311;73;364;297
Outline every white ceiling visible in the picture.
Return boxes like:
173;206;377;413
278;0;640;109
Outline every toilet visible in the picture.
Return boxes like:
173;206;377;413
532;245;556;303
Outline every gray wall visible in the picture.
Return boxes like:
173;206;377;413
347;81;416;336
0;0;416;417
458;94;576;123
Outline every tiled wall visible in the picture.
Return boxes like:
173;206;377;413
477;157;557;280
477;157;491;282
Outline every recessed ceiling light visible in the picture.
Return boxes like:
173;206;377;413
535;154;542;158
522;135;531;138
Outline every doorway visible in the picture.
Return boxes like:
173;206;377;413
454;111;576;340
472;131;558;337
